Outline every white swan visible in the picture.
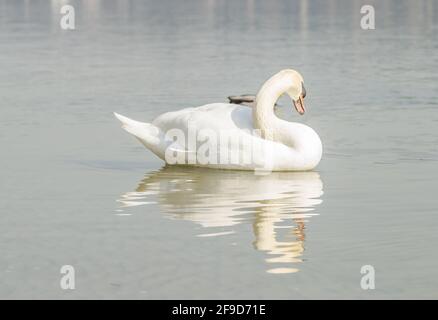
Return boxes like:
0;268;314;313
114;69;322;171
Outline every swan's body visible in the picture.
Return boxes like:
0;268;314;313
115;69;322;171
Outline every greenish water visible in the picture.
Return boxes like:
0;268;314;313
0;0;437;299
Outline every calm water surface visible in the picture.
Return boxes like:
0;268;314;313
0;0;437;299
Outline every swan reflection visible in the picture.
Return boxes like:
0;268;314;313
118;166;323;274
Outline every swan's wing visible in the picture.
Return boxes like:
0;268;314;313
149;104;255;161
152;103;254;133
151;104;300;170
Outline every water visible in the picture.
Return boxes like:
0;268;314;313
0;0;437;299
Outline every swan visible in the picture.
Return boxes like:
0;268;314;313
114;69;322;171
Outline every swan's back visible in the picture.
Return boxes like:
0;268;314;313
152;103;253;133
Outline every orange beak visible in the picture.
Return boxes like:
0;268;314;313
293;95;306;115
293;83;306;115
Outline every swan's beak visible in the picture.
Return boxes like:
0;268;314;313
293;95;306;115
293;83;306;115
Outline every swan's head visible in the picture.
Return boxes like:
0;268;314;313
282;69;307;115
256;69;308;116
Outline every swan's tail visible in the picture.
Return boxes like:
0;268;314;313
114;112;146;128
113;112;162;153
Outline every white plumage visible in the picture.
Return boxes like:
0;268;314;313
115;69;322;171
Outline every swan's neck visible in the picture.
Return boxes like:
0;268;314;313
253;72;298;141
253;70;322;169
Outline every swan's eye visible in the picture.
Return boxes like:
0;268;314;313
301;83;307;98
